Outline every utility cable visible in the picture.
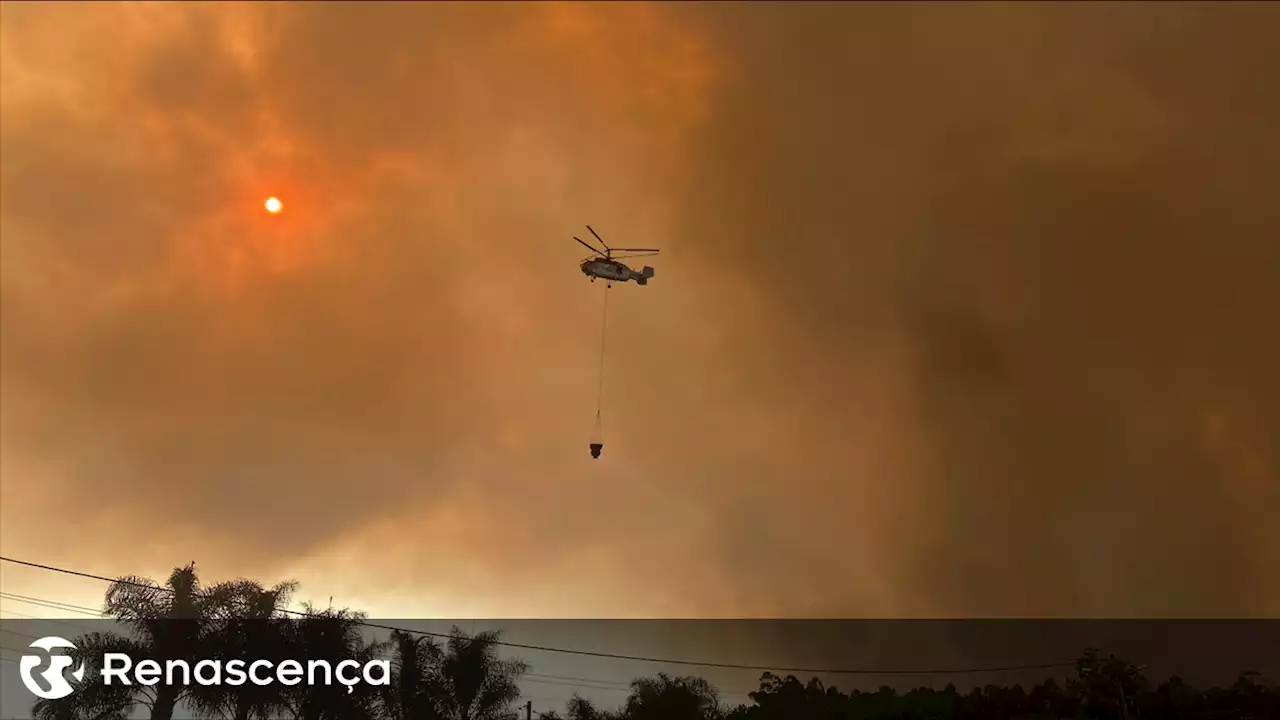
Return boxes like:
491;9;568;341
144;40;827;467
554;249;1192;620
594;284;610;434
0;556;1075;676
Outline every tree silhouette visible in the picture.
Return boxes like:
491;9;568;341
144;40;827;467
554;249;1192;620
33;563;282;720
377;626;527;720
620;673;721;720
185;579;298;720
1068;647;1150;720
275;604;388;720
23;563;1280;720
431;628;527;720
564;694;620;720
381;629;445;720
32;631;148;720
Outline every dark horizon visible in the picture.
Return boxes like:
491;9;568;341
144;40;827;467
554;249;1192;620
5;615;1280;717
2;556;1280;712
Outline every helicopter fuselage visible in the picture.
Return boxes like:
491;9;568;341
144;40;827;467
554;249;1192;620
582;259;632;282
581;259;654;285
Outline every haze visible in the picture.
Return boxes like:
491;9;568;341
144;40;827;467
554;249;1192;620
1;2;1277;620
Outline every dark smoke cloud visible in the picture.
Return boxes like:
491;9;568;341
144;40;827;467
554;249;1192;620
1;2;1276;618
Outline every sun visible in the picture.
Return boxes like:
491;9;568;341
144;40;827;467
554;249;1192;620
264;197;283;214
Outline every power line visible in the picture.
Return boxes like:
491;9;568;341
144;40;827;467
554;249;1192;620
0;606;103;634
0;595;759;699
1;591;104;616
0;555;1075;676
1;591;763;699
1;627;43;642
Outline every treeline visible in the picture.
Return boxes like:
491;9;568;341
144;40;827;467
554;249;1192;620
29;564;1278;720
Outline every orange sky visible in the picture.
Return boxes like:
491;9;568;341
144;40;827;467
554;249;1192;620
2;1;1278;626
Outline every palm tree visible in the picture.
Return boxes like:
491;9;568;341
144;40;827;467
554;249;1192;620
564;695;619;720
622;673;721;720
104;563;206;720
32;564;294;720
32;631;149;720
432;627;528;720
380;629;445;720
275;604;387;720
186;580;299;720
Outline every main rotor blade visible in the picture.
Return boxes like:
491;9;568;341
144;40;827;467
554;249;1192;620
586;225;610;249
611;248;660;253
612;252;659;259
574;236;605;256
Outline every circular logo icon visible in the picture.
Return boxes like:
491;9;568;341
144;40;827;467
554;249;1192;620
19;636;86;700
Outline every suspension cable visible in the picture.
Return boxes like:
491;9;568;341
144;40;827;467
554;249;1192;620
595;284;611;425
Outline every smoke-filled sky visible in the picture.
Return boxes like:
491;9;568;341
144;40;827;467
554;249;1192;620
2;1;1278;623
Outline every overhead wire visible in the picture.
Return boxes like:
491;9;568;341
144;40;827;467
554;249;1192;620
0;597;674;700
0;556;1076;676
0;604;105;633
1;590;103;616
0;592;760;699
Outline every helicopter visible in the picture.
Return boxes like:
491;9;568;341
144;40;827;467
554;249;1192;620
574;225;659;287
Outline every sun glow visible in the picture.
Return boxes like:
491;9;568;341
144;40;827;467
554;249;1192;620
265;196;283;213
